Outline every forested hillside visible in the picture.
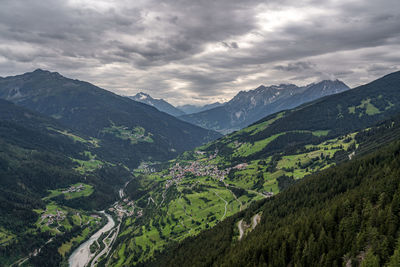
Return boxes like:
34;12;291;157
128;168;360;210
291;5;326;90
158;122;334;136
0;99;133;266
0;69;221;168
149;126;400;267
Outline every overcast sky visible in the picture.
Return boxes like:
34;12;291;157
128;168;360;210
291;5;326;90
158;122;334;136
0;0;399;105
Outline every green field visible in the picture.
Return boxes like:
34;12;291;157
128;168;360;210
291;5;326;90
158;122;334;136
47;128;100;147
71;151;104;173
244;111;285;136
101;124;153;144
233;133;284;157
112;174;254;264
43;183;94;200
348;98;381;116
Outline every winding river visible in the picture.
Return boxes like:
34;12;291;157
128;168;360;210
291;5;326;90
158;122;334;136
68;212;115;267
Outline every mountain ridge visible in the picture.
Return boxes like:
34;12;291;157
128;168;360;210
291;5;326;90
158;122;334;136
179;79;349;133
0;69;221;168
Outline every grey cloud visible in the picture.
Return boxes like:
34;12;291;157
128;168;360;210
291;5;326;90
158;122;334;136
274;61;316;72
333;71;355;78
0;0;399;105
222;42;239;49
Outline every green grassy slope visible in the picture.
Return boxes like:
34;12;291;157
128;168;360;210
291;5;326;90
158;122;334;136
148;124;400;267
109;115;400;266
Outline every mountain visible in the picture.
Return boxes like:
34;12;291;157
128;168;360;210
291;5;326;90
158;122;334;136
195;71;400;165
179;80;349;133
128;92;185;117
177;102;225;114
0;69;221;168
100;71;400;266
0;99;133;266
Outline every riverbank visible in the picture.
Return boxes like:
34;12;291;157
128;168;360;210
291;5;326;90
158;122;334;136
68;212;115;267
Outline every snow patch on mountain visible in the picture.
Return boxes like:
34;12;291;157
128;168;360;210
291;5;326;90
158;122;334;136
128;92;185;117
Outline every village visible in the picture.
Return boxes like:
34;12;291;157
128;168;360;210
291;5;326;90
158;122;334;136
164;149;248;189
109;198;138;219
62;183;85;194
40;209;66;226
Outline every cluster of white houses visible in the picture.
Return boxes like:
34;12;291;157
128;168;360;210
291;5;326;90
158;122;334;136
41;209;65;226
164;150;249;189
62;184;85;194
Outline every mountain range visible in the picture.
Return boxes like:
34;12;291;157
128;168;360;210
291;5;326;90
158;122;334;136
128;92;225;116
126;79;348;136
0;69;221;168
1;69;400;267
179;79;350;133
195;71;400;165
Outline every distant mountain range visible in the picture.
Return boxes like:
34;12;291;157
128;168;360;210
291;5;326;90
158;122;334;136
126;80;349;134
196;71;400;164
179;80;350;133
128;92;225;116
128;92;185;117
0;69;221;168
177;102;225;114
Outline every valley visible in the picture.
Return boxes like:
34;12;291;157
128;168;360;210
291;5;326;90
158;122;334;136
69;211;115;267
150;134;400;266
104;127;359;265
100;71;400;266
1;0;399;266
0;70;399;267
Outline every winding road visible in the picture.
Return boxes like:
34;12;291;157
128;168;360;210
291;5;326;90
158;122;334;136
212;191;228;220
252;213;261;229
238;219;245;240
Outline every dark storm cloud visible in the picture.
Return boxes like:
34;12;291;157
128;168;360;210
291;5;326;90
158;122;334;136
221;42;239;49
0;0;399;104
